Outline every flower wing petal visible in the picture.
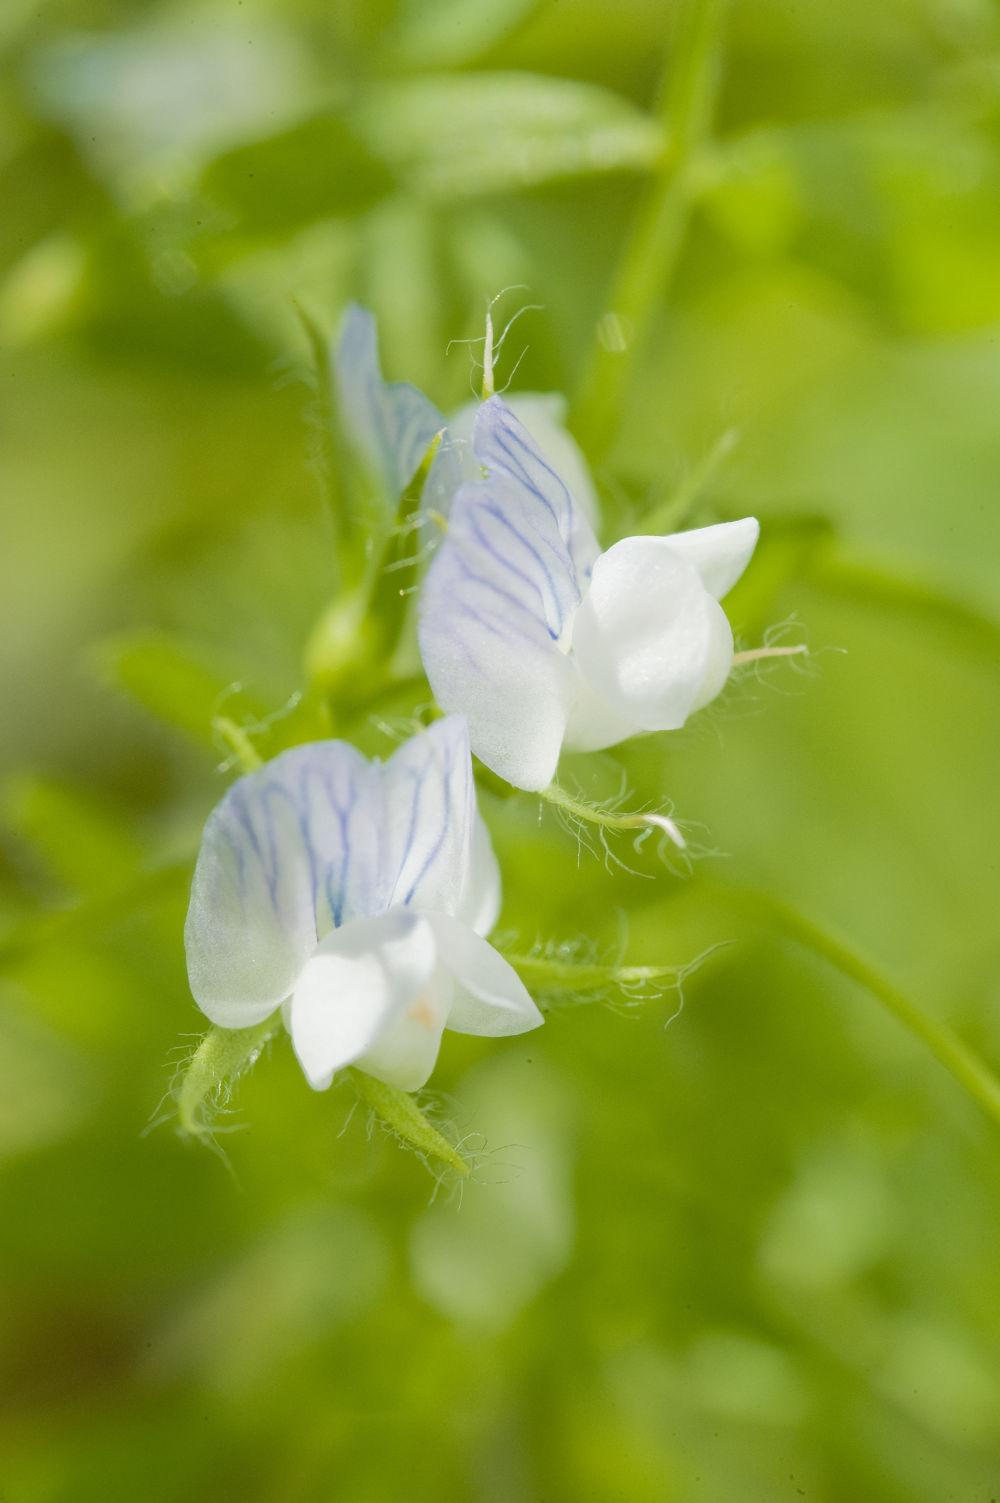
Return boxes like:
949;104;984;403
333;303;445;503
185;742;378;1028
289;909;439;1090
569;536;734;737
661;517;759;600
430;914;544;1038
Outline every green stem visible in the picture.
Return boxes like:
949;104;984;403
639;425;739;535
572;0;727;457
212;716;262;773
346;1069;470;1176
721;885;1000;1131
540;782;686;850
505;953;690;994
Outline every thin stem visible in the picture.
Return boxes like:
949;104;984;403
719;885;1000;1131
540;782;686;850
731;644;808;666
572;0;727;457
640;426;740;535
506;954;682;993
212;716;262;773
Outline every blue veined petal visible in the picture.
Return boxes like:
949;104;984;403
472;395;600;582
333;303;446;504
377;716;479;920
185;742;380;1028
417;407;593;789
449;391;601;530
418;474;580;790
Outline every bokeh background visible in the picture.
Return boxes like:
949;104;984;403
3;0;1000;1498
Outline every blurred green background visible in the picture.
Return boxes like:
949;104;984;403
3;0;1000;1498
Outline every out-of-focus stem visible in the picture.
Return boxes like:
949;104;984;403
572;0;727;459
718;884;1000;1132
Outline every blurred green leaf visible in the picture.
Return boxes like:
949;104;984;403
2;775;142;897
354;73;663;199
0;989;93;1160
724;513;835;634
197;114;396;241
152;1205;388;1393
409;1053;575;1326
95;631;268;750
388;0;539;67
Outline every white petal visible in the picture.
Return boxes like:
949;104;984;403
660;517;759;600
562;669;642;754
430;914;543;1037
457;816;502;937
418;476;577;790
418;397;602;790
185;742;377;1029
289;910;439;1091
449;391;600;530
570;536;734;735
377;716;475;918
333;303;445;503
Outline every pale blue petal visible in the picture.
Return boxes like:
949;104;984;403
449;391;601;529
185;741;379;1027
377;716;476;919
472;395;600;581
417;397;599;788
333;303;445;504
418;474;578;790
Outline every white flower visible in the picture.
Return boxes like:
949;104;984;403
418;396;759;791
185;717;542;1091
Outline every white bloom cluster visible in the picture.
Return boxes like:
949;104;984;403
186;306;762;1093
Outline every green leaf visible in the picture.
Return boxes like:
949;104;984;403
353;74;663;200
197;113;396;239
